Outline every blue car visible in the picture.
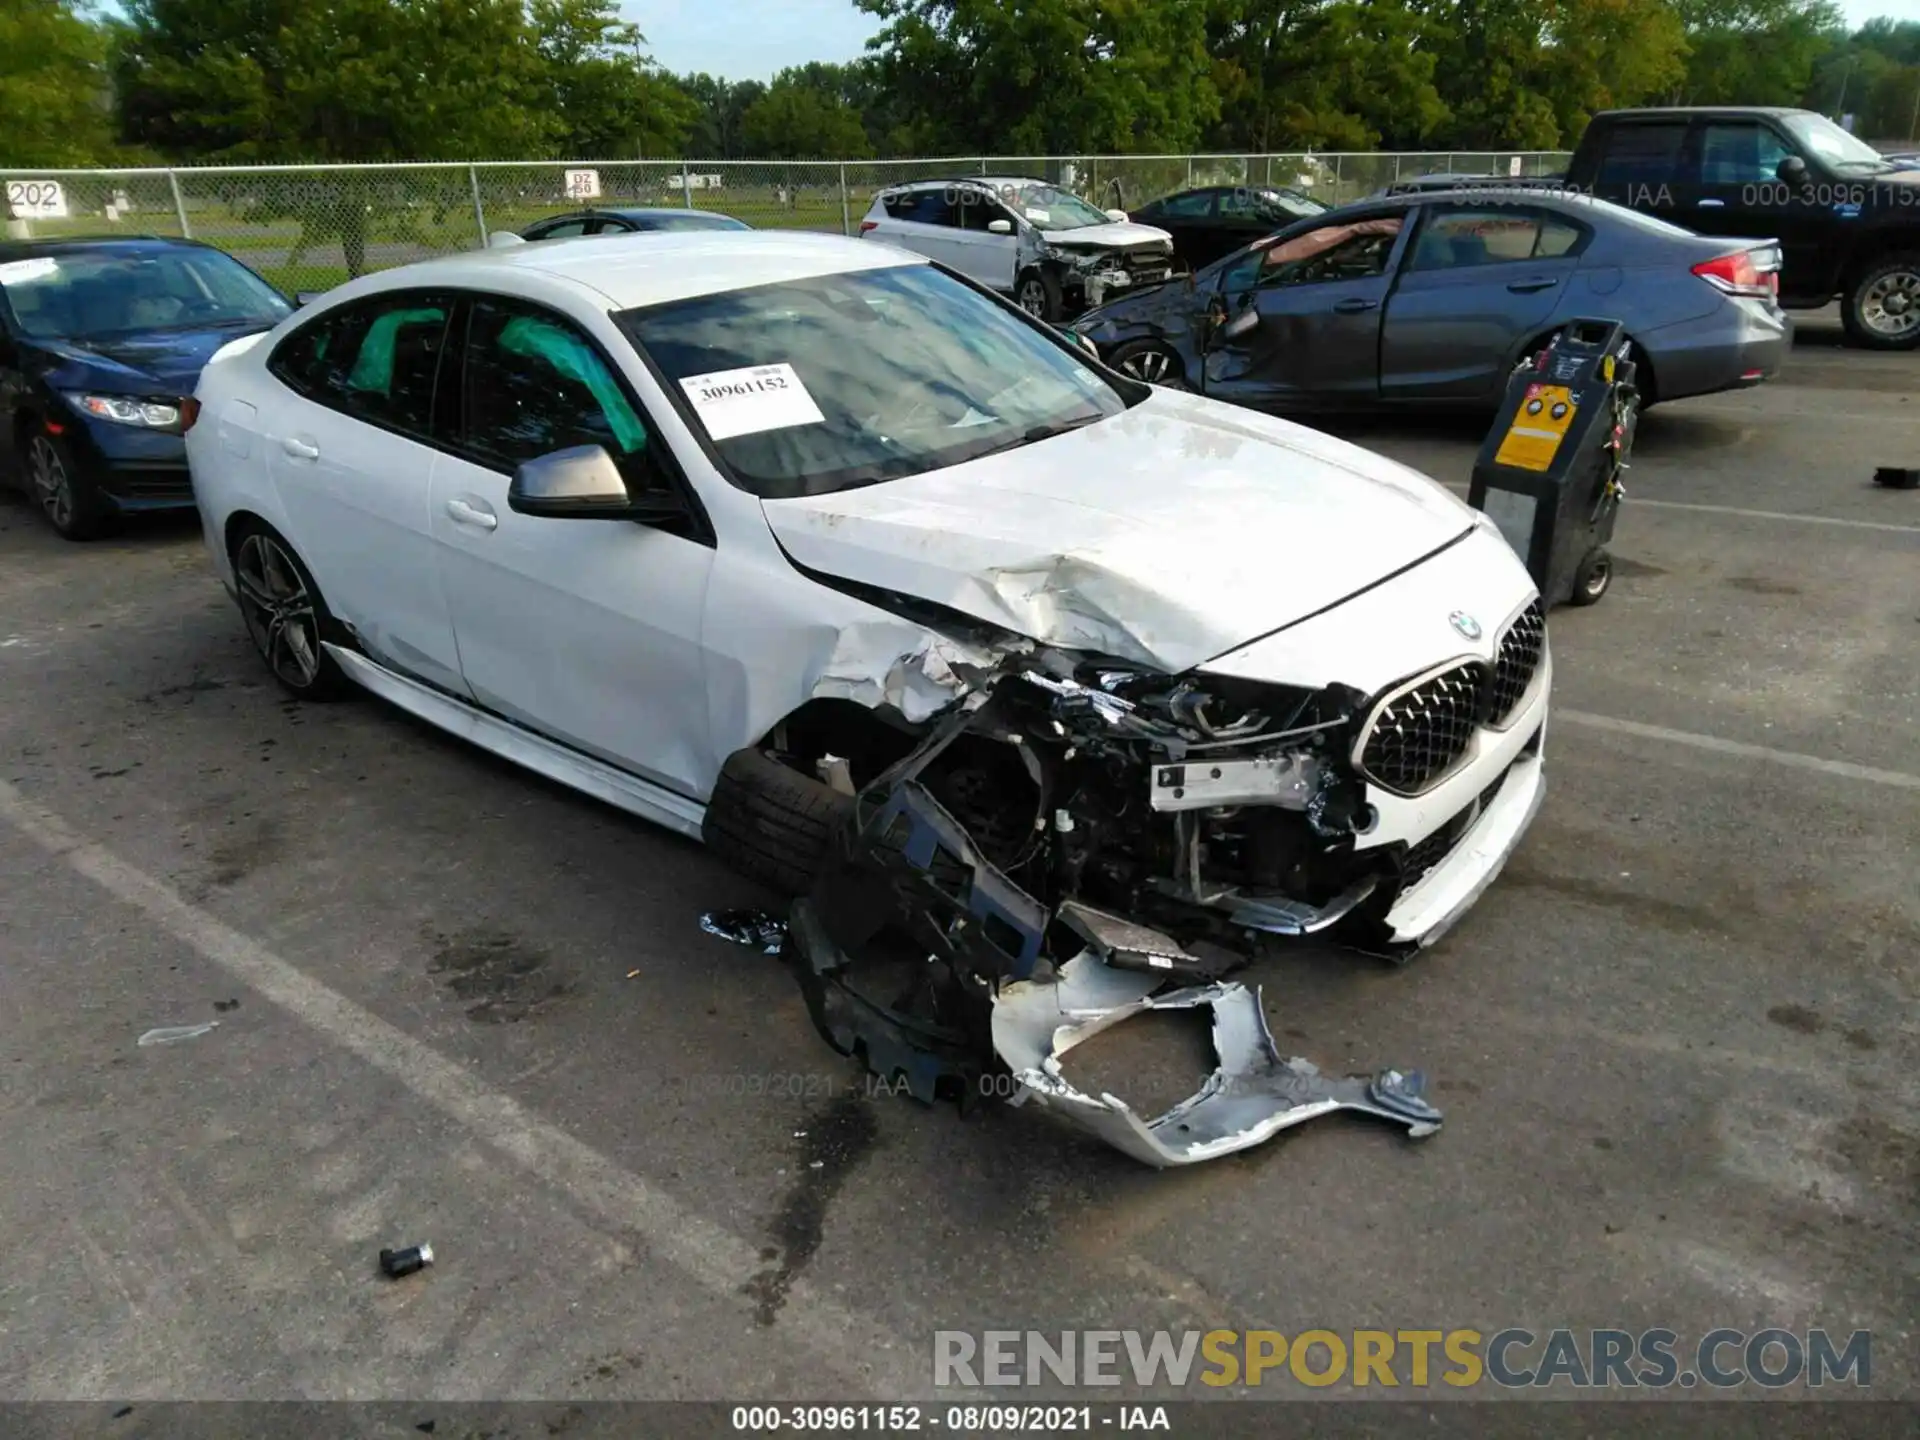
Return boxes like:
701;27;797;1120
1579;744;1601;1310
0;236;292;539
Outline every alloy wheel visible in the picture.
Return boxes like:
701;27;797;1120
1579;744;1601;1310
1860;268;1920;340
27;436;74;531
1121;348;1172;383
235;533;322;689
1018;280;1048;317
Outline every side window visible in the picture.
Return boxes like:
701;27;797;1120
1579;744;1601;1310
1409;210;1568;270
267;294;451;439
1221;248;1265;292
884;189;954;227
1596;124;1689;186
1160;189;1218;219
461;297;650;473
1700;124;1795;185
953;189;1006;232
533;220;592;239
1255;218;1402;288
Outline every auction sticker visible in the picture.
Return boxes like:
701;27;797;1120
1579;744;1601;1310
679;363;825;441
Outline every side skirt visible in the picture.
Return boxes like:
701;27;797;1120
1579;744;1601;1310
326;644;708;843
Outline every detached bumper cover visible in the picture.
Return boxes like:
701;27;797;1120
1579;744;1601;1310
991;955;1441;1169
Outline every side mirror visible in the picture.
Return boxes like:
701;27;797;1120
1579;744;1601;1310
1776;155;1809;184
1104;209;1130;223
987;218;1013;235
508;444;685;522
294;291;324;307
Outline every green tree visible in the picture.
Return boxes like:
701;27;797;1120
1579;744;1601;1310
1673;0;1842;106
858;0;1222;154
678;73;768;157
113;0;556;162
1;0;115;166
739;69;873;157
531;0;696;157
1206;1;1449;152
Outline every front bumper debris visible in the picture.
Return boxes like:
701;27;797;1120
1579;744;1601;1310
753;664;1449;1166
991;955;1440;1168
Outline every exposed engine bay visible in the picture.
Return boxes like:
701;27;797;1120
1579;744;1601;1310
720;644;1461;1167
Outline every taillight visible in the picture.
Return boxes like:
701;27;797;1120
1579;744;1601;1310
179;397;202;434
1692;250;1774;298
858;220;879;234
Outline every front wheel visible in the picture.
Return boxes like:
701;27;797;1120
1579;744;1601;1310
1842;254;1920;350
1015;270;1061;323
24;432;109;541
1108;339;1187;389
231;524;348;699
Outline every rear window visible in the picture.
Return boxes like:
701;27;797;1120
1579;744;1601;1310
1596;124;1689;185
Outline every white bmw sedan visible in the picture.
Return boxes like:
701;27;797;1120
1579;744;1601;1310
188;231;1548;954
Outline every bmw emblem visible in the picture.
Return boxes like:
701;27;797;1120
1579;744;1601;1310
1449;611;1483;641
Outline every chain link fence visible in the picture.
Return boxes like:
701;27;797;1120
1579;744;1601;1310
4;152;1572;297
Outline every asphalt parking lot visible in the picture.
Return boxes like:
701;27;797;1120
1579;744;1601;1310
0;310;1914;1424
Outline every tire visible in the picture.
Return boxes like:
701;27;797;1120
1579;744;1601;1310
1108;339;1188;389
229;520;349;699
703;746;856;898
1842;253;1920;350
1569;548;1612;607
1015;269;1061;323
23;430;110;541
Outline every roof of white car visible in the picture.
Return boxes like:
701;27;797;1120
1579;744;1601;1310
342;231;924;310
889;175;1044;191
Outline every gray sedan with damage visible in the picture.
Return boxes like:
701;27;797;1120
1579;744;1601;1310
1071;188;1791;412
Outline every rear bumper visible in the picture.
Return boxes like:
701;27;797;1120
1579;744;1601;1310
1640;299;1791;401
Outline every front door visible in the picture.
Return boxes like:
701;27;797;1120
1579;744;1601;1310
948;186;1021;291
1688;118;1831;302
1202;216;1406;409
261;289;468;694
1380;205;1584;403
427;295;716;797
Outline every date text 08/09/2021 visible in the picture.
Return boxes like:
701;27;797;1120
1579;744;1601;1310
731;1407;1170;1434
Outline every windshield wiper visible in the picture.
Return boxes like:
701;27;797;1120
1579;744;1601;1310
963;411;1109;463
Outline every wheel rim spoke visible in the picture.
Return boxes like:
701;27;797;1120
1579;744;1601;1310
238;537;319;685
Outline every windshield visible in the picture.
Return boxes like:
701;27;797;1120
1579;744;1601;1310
0;247;290;341
1008;184;1114;231
1780;112;1896;172
621;263;1134;499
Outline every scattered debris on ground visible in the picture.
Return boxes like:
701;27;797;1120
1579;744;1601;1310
379;1242;433;1279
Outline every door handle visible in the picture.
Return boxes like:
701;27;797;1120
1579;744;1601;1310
1507;277;1559;293
445;498;498;531
1697;198;1726;208
280;436;320;461
1333;297;1378;314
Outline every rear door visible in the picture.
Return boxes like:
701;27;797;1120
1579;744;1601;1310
1202;215;1407;409
1380;204;1587;403
262;290;468;695
876;188;963;270
1689;118;1830;300
1588;119;1693;226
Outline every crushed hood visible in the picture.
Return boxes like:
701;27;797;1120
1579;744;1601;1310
762;388;1477;673
1040;220;1171;251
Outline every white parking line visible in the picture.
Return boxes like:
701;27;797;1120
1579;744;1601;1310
0;777;913;1397
1438;480;1920;534
1558;711;1920;792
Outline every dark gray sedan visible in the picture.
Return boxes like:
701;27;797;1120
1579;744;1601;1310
1070;189;1790;411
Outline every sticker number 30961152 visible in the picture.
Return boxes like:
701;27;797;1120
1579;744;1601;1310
678;362;826;441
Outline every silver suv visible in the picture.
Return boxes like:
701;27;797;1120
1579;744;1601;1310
858;177;1175;322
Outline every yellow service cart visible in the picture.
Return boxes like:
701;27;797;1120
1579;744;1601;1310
1469;319;1639;607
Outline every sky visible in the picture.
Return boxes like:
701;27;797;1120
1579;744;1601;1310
630;0;1920;82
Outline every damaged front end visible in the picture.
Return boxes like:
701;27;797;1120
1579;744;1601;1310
782;652;1443;1166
